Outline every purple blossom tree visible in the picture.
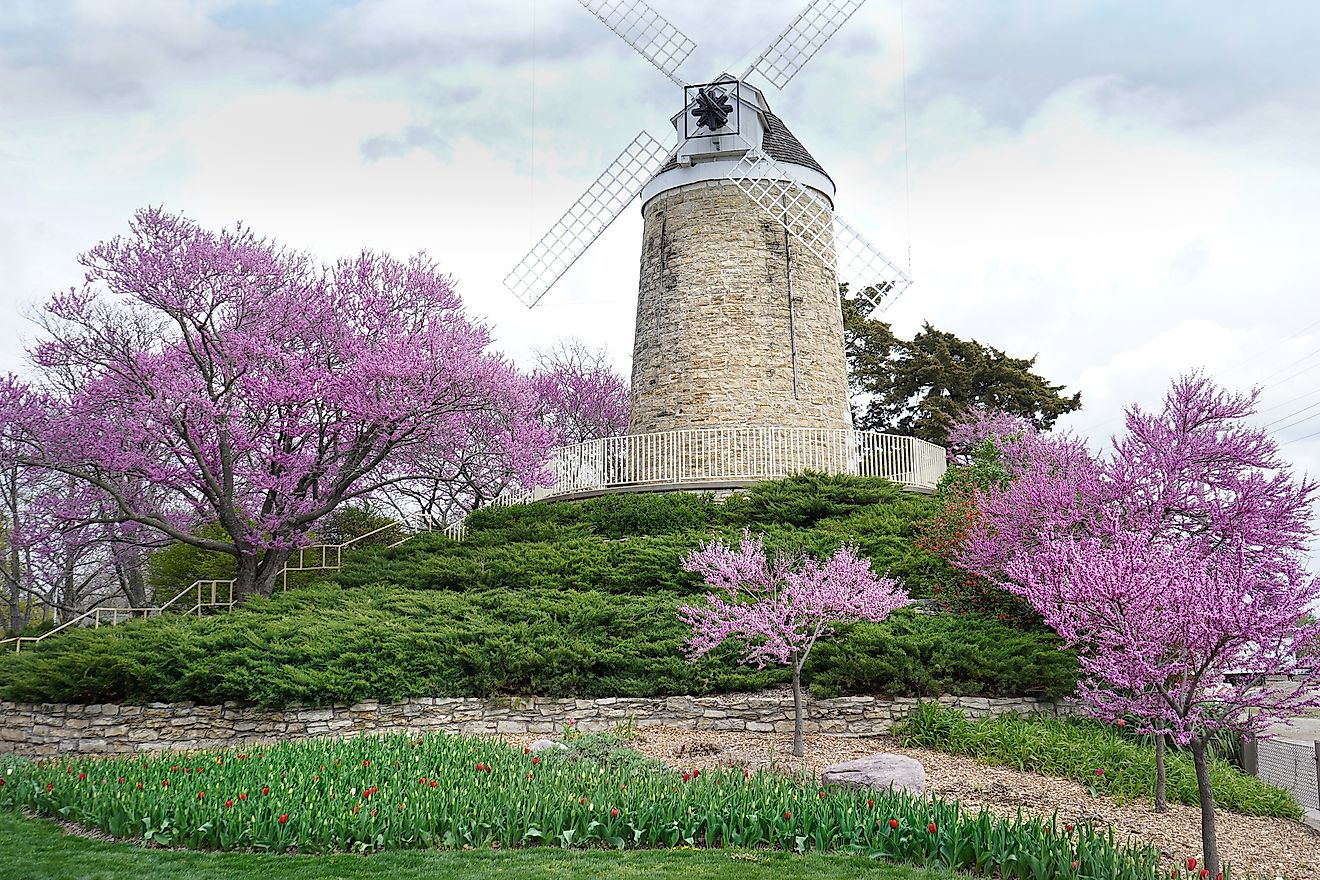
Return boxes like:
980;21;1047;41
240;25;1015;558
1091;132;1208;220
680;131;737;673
679;530;911;756
532;339;630;446
953;376;1320;876
0;208;548;601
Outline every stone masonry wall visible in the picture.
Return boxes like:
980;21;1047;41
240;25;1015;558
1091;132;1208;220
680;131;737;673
630;180;852;435
0;689;1068;757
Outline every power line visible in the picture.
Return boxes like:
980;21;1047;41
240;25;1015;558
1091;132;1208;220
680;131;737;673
1263;398;1320;430
1256;342;1320;388
1256;385;1320;415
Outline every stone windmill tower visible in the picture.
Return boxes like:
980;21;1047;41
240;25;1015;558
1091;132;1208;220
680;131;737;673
505;0;918;486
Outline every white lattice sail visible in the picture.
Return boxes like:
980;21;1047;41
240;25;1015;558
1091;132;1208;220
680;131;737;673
504;131;673;308
576;0;697;87
725;142;911;313
743;0;867;90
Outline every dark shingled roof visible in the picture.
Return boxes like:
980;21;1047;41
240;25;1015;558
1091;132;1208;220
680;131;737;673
659;111;831;182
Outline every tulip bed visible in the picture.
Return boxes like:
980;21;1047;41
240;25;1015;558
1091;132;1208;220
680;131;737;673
0;733;1167;880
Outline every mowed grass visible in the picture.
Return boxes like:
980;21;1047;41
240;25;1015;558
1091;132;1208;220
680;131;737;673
0;810;961;880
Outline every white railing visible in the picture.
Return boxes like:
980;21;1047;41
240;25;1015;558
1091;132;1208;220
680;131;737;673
540;427;945;497
0;523;402;654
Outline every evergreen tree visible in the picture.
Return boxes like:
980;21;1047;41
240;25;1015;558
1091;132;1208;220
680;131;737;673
842;289;1081;445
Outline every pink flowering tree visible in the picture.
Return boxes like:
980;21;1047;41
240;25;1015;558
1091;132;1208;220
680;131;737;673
953;376;1320;876
532;339;630;446
679;530;911;756
0;208;548;601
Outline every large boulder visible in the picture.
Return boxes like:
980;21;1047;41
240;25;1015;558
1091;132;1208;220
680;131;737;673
528;738;566;753
821;753;926;796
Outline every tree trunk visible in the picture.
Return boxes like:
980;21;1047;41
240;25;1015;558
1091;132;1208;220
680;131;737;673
233;549;293;603
1190;736;1220;878
791;657;805;758
1155;733;1168;812
6;545;22;634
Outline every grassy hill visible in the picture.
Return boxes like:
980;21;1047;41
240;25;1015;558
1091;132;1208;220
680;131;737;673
0;475;1077;707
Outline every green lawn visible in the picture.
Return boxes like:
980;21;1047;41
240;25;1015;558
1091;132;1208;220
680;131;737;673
0;810;960;880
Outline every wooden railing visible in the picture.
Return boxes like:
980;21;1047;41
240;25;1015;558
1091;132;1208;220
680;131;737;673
0;523;401;654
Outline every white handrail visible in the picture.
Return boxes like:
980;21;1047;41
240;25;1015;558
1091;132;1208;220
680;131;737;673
540;427;945;497
1;524;408;654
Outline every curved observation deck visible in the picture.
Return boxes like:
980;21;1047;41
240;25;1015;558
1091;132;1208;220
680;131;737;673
502;427;947;506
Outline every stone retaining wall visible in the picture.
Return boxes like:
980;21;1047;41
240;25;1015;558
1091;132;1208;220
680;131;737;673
0;690;1067;756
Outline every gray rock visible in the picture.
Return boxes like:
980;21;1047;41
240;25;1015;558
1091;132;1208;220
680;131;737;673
821;753;926;796
528;738;567;752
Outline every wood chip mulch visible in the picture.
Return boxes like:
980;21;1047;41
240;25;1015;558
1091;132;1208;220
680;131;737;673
506;726;1320;880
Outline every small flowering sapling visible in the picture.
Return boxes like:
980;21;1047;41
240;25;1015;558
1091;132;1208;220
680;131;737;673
678;531;910;757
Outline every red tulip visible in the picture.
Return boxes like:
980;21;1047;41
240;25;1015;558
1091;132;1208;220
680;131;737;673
46;783;53;791
580;797;588;805
262;786;270;795
197;791;205;799
1065;823;1074;832
78;772;86;781
928;822;938;834
611;808;619;817
1200;872;1208;879
527;773;533;780
1095;768;1104;777
225;799;234;808
682;772;691;782
363;760;370;767
818;790;826;798
1117;719;1126;727
161;780;169;788
279;813;289;825
117;777;125;784
784;811;792;820
239;792;247;801
136;782;143;790
1071;861;1080;871
867;799;874;809
532;757;540;765
1188;859;1197;871
430;780;437;788
889;818;899;830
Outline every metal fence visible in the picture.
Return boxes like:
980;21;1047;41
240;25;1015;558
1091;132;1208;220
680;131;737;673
1251;736;1319;810
540;427;947;498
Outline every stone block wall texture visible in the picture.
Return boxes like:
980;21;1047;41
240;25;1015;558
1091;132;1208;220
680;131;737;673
630;180;852;436
0;690;1066;757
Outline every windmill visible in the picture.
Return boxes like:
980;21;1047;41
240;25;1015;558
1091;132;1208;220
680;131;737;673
505;0;912;441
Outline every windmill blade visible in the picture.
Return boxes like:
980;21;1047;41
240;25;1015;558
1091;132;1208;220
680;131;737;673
504;131;673;309
577;0;696;87
832;214;913;313
742;0;867;90
724;142;912;313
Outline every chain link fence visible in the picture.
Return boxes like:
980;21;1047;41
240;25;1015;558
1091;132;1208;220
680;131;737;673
1249;736;1319;811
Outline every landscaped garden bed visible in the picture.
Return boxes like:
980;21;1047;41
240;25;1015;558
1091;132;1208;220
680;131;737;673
0;729;1166;880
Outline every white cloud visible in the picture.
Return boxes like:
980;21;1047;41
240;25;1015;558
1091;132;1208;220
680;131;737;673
1;0;1318;485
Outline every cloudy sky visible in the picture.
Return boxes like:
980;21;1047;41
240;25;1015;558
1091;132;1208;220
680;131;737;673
2;0;1319;482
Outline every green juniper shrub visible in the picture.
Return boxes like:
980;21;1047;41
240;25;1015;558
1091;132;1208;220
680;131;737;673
896;703;1301;819
0;476;1082;707
806;610;1078;699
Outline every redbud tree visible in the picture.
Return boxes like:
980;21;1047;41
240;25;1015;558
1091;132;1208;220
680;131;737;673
953;376;1320;876
0;208;549;601
678;530;911;757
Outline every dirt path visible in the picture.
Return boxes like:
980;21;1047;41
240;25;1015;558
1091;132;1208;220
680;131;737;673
508;726;1320;880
